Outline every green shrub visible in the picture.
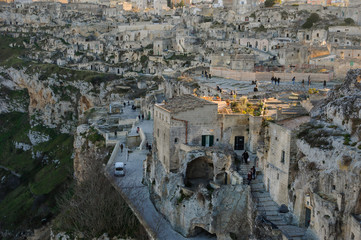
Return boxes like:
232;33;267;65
344;18;355;25
302;13;320;29
264;0;275;7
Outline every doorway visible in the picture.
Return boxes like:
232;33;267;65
202;135;214;147
234;136;245;150
305;207;311;228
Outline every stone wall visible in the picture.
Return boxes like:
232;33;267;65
263;123;292;206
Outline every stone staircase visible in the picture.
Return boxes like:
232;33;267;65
145;132;153;145
249;174;306;239
236;154;307;240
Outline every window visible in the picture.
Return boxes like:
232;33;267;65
281;150;285;164
201;135;214;147
175;138;178;143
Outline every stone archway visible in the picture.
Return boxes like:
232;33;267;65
185;156;213;189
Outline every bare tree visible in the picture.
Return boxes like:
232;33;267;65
54;152;148;239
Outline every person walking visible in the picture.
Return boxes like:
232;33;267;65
323;80;326;88
271;76;274;85
142;114;144;120
242;150;249;164
247;171;252;185
292;76;296;85
308;75;311;86
120;143;124;153
251;166;256;180
277;77;280;86
302;79;305;87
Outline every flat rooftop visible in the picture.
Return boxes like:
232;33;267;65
157;94;217;113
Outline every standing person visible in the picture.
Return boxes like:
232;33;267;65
323;80;326;88
271;76;274;85
148;144;152;153
302;79;305;87
123;102;126;107
308;75;311;86
120;143;124;153
247;171;252;185
146;141;149;149
292;76;296;85
242;150;249;164
142;114;144;120
277;77;280;86
252;166;256;180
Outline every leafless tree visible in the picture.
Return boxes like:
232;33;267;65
54;153;148;239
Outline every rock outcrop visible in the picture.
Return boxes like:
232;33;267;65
290;69;361;240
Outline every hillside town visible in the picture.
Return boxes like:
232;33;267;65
0;0;361;239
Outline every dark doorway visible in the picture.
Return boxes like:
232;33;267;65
202;135;214;147
305;208;311;228
234;136;244;150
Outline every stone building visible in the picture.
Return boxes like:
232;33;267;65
147;94;264;237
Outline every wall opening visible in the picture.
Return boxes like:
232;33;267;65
192;226;216;237
185;157;213;189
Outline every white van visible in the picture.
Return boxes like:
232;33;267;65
114;162;125;177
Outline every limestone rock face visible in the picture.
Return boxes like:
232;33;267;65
0;67;125;133
0;73;28;114
311;69;361;141
291;69;361;240
73;124;108;181
147;144;250;238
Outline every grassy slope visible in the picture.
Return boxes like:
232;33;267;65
0;111;74;231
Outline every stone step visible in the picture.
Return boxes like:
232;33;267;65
265;215;284;222
258;205;278;212
278;225;306;238
258;201;278;207
253;192;270;198
264;210;279;216
258;197;273;202
272;220;287;226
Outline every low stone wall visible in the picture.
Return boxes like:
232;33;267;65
210;67;331;82
108;141;120;164
229;170;243;185
210;67;255;81
138;128;146;150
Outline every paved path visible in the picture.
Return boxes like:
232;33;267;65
194;76;337;97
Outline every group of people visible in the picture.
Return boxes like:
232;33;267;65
123;101;130;107
242;150;256;184
247;166;256;185
271;76;281;85
138;114;145;121
202;70;212;79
